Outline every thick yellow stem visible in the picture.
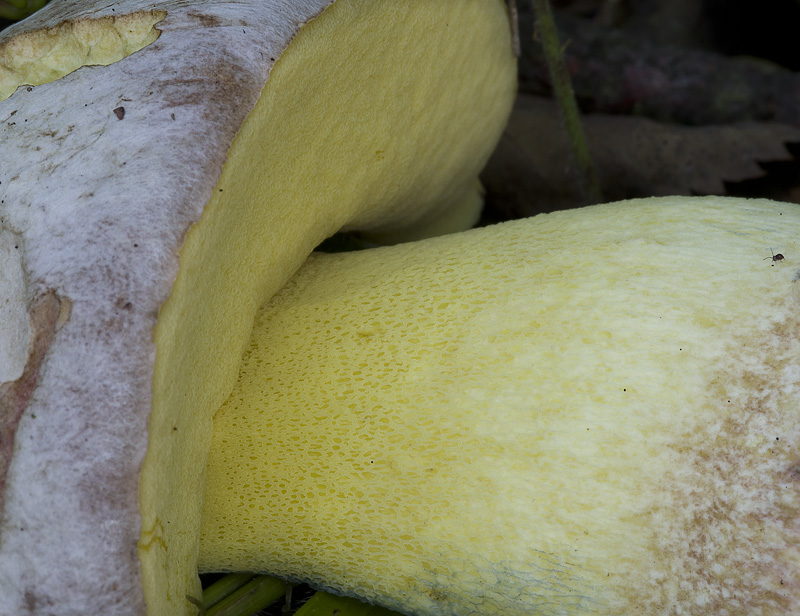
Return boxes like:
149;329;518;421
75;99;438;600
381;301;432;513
201;197;800;616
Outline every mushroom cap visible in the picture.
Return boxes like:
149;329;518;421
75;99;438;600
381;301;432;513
0;0;516;613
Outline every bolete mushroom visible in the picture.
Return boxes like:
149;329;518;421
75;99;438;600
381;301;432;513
200;196;800;615
0;0;516;613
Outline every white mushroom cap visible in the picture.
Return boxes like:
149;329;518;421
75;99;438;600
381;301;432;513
0;1;516;613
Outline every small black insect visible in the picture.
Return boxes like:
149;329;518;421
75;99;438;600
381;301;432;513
764;248;785;265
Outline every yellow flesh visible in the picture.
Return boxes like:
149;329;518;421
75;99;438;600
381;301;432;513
201;198;800;616
0;11;165;102
137;1;516;614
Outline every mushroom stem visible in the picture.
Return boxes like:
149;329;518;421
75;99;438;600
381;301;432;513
200;197;800;616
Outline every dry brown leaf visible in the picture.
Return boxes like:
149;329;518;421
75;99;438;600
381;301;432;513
482;95;800;219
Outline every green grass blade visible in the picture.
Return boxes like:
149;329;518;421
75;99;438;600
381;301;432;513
2;0;26;10
0;0;49;21
294;591;401;616
0;2;26;20
205;575;285;616
202;573;257;610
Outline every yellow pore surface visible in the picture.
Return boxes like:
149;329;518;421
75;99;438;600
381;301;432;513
138;1;516;614
0;10;166;102
201;197;800;616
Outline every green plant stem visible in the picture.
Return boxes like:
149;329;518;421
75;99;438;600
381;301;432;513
531;0;602;205
204;575;285;616
507;0;521;57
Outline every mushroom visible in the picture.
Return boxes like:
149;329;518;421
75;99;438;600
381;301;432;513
200;196;800;615
0;0;516;613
